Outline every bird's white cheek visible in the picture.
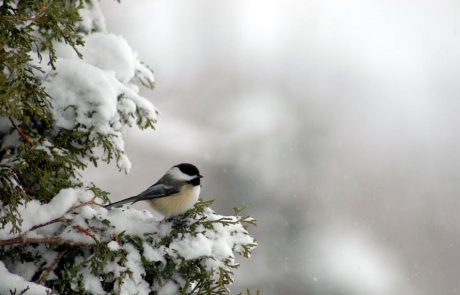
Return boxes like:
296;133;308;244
167;167;194;181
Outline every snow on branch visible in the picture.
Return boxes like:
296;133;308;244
0;190;257;294
0;261;50;295
0;188;95;240
32;5;157;173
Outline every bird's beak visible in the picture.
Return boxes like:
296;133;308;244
198;175;203;178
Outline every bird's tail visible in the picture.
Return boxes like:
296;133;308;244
105;195;139;209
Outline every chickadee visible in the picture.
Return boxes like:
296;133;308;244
105;163;203;218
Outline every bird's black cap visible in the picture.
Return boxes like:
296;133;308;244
175;163;202;177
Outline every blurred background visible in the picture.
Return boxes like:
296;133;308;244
84;0;460;294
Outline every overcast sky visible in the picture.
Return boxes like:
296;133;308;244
86;1;460;294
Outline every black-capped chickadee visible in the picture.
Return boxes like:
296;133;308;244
105;163;203;218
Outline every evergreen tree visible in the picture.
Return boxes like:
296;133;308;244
0;1;257;294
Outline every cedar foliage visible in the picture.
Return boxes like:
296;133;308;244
0;1;257;294
0;0;110;233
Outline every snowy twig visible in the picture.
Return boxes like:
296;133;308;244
28;217;68;232
0;198;102;246
69;197;105;210
36;251;66;284
28;197;102;232
72;225;97;239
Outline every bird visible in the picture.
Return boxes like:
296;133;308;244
105;163;203;218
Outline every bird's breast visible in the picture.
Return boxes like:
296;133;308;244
150;185;200;218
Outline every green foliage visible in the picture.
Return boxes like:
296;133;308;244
141;200;257;294
0;200;257;294
0;0;155;232
0;0;85;231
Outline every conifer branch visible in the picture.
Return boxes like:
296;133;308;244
0;1;257;293
3;1;48;22
0;236;92;247
4;13;46;22
0;198;103;247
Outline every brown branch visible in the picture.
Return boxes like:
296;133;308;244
4;4;48;22
36;251;66;284
4;14;45;22
8;117;35;145
28;197;102;232
0;197;104;247
70;198;105;211
29;217;67;232
73;225;96;239
0;236;92;247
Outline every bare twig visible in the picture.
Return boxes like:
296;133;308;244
36;251;66;284
29;217;67;232
4;2;48;22
70;197;105;210
28;197;102;232
73;225;96;239
8;117;35;145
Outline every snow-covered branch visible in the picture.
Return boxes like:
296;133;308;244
0;192;257;294
0;1;257;294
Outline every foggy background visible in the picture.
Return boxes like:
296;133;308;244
84;1;460;294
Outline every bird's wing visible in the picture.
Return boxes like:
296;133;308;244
134;183;180;202
105;184;180;209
